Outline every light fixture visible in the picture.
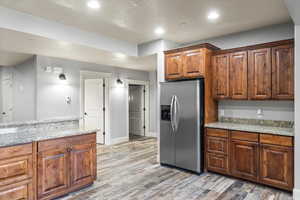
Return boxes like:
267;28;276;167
87;0;101;9
116;78;123;84
114;52;127;59
207;11;220;20
59;73;67;80
154;27;165;35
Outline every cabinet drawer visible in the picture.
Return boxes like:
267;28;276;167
0;143;32;159
0;180;33;200
38;133;96;152
206;128;228;138
207;136;228;154
231;131;259;142
206;153;229;174
0;155;33;187
260;134;293;147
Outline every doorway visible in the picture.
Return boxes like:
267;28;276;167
80;71;111;145
129;84;145;140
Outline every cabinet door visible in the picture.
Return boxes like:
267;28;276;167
212;54;230;99
230;51;248;99
70;143;96;188
37;148;69;199
272;44;294;100
206;153;229;175
165;53;183;80
260;144;293;190
183;49;205;78
0;180;33;200
248;48;272;100
231;140;258;181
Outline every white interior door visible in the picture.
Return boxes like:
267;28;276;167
84;79;104;144
129;85;145;136
1;71;13;123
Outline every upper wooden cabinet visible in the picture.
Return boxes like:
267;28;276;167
212;39;294;100
229;51;248;99
272;44;294;100
165;52;183;80
248;48;272;100
164;43;219;81
212;54;230;99
183;49;205;78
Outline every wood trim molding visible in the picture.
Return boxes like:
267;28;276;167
213;39;294;55
164;43;220;54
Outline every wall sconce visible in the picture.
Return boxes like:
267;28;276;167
116;78;123;84
59;73;67;80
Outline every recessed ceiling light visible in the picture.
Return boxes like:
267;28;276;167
154;27;165;35
207;11;220;20
87;0;101;9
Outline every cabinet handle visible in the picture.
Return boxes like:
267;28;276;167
67;147;73;152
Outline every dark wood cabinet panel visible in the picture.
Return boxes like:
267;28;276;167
165;53;183;80
0;180;33;200
212;54;230;99
206;153;229;175
37;148;69;199
229;51;248;99
272;44;294;100
70;143;96;188
248;48;272;100
183;49;205;78
260;144;293;190
206;136;228;155
231;140;259;181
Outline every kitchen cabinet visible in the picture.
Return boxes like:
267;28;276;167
260;144;293;190
37;148;69;199
230;140;259;181
205;128;294;191
272;44;294;100
212;39;294;100
37;133;96;200
212;54;230;99
70;143;96;188
248;48;272;100
229;51;248;99
165;52;183;80
183;49;205;78
0;143;35;200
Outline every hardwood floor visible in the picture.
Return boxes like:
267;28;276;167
59;137;292;200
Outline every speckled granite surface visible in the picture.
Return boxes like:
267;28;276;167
205;122;294;137
219;117;294;128
0;127;99;147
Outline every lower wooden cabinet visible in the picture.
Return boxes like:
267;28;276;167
0;179;33;200
205;128;294;191
0;143;35;200
70;143;97;188
260;144;293;190
230;140;258;182
37;133;97;200
37;148;69;199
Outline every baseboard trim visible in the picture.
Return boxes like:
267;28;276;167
293;188;300;199
146;132;157;137
110;136;129;145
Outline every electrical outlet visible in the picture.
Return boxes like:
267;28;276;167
257;108;263;115
220;109;225;117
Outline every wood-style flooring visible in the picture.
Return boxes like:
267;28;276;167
59;137;292;200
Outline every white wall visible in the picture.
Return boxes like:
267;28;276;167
35;55;150;142
149;71;157;136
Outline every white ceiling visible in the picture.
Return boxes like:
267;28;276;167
0;0;291;44
0;50;33;66
0;28;156;70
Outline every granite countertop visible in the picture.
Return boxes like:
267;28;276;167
205;122;294;137
0;127;99;147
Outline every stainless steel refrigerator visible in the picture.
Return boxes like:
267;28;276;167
160;79;204;173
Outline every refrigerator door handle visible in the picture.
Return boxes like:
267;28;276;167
170;95;175;132
174;96;180;132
